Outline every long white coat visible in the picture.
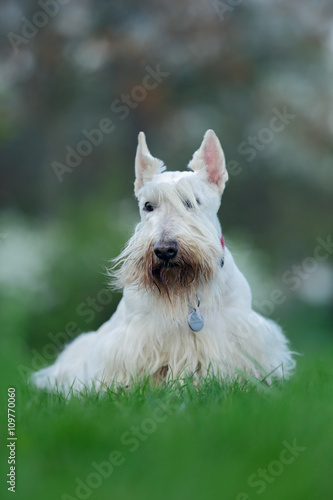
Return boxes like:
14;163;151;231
32;130;295;394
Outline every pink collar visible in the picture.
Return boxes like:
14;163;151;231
221;234;225;249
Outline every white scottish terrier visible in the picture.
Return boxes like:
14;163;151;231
32;130;295;393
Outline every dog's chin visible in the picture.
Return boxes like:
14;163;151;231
148;259;207;301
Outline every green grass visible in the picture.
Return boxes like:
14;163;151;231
1;188;332;499
1;342;333;500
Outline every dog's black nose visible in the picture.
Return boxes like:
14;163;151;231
153;241;178;262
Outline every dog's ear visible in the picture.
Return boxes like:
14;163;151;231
188;130;228;194
134;132;165;195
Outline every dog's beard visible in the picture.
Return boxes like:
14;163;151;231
150;261;197;295
147;251;212;301
112;241;219;310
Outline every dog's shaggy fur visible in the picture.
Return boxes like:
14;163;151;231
32;130;295;393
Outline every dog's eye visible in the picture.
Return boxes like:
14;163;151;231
184;199;193;209
144;202;154;212
183;198;201;209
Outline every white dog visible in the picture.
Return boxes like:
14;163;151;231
32;130;295;393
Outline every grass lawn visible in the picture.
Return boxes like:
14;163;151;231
1;317;333;500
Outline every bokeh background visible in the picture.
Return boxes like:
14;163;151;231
1;2;333;500
0;0;333;381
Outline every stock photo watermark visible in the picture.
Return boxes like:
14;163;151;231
52;64;170;183
225;106;297;178
254;235;333;317
213;0;244;22
6;388;17;493
235;439;306;499
61;401;175;500
233;234;333;341
237;107;296;163
17;288;113;380
7;0;72;53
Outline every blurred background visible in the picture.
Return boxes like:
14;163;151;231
0;0;332;367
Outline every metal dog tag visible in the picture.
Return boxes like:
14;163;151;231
188;310;204;332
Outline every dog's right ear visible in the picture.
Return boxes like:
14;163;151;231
134;132;165;196
188;130;228;195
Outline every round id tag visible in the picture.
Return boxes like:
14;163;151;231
188;309;204;332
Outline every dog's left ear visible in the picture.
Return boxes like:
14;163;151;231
188;129;228;195
134;132;165;196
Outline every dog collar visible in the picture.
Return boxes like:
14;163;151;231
220;234;225;268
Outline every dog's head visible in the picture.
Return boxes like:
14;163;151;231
112;130;228;304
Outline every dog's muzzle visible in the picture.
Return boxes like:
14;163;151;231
153;240;178;262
